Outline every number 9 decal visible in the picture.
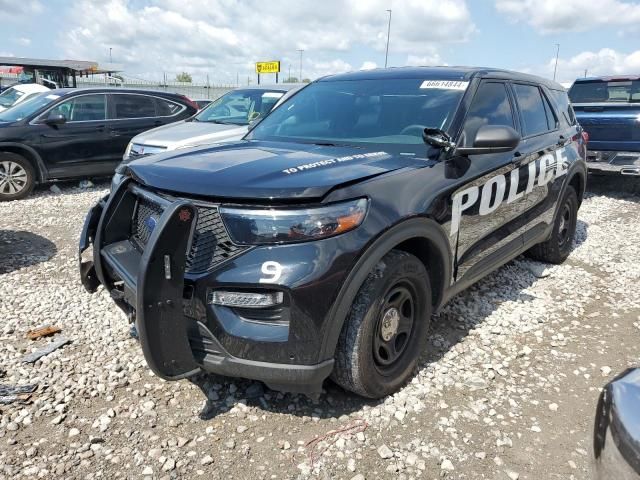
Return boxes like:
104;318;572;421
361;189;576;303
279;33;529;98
259;261;283;283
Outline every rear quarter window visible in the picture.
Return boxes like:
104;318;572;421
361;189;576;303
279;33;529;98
549;89;576;127
156;97;184;117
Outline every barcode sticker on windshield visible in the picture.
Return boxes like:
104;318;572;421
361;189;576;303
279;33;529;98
420;80;468;90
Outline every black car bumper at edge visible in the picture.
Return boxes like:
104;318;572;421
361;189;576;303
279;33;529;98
78;180;334;393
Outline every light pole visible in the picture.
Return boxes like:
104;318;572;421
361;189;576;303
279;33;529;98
385;9;392;68
553;43;560;81
297;49;304;81
109;47;112;64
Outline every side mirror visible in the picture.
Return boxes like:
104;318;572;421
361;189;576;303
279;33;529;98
456;125;520;156
44;113;67;126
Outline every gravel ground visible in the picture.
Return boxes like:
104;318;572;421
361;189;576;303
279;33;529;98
1;177;639;480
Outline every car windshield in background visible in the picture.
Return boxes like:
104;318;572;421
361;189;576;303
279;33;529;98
568;79;640;103
194;89;284;125
0;87;24;107
0;92;60;122
248;79;465;149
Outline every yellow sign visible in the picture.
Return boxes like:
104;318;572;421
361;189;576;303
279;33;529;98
255;61;280;74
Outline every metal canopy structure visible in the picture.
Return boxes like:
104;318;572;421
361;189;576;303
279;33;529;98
0;57;122;87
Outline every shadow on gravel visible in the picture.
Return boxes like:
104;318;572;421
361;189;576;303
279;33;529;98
575;219;589;248
188;252;570;422
0;230;57;274
587;174;640;200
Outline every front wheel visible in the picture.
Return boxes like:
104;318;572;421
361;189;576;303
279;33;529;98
332;250;432;398
0;153;36;201
525;185;578;264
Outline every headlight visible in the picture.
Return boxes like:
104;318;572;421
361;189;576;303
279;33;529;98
220;198;368;245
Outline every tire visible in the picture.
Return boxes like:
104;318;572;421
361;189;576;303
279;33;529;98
0;152;36;201
332;249;432;398
525;185;578;264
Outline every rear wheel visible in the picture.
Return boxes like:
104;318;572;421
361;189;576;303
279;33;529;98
525;185;578;264
0;153;35;201
332;250;431;398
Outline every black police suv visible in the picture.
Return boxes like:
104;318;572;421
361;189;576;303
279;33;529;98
0;88;198;201
79;67;587;399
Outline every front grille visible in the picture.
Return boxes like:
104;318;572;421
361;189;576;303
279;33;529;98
131;195;247;274
132;198;164;246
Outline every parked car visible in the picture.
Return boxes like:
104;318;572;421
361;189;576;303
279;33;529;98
569;76;640;176
593;368;640;479
0;83;49;112
121;85;300;163
111;85;301;191
80;67;587;398
0;88;198;200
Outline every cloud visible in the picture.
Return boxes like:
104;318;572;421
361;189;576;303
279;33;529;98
60;0;472;82
16;37;31;46
495;0;640;34
360;61;378;70
0;0;42;19
533;48;640;83
406;51;444;66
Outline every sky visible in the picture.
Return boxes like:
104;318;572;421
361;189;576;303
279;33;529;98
3;0;640;85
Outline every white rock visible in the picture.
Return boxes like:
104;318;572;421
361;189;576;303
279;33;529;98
377;445;394;459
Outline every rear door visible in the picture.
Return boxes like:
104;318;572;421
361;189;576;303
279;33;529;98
510;83;569;247
35;93;113;176
107;94;182;160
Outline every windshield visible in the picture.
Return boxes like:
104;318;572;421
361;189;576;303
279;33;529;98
0;87;25;108
248;79;465;148
0;92;60;122
569;80;640;103
194;89;285;125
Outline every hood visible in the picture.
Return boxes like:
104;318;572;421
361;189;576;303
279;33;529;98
132;119;248;149
127;141;433;200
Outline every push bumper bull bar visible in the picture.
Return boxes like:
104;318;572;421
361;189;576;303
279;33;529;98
78;181;334;391
79;180;201;380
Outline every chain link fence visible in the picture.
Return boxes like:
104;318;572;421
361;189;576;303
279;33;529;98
0;73;234;100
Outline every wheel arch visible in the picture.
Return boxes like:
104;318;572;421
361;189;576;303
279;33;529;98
568;169;585;206
0;143;47;182
320;216;453;360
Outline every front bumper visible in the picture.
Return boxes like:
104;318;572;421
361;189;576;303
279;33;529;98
78;181;341;393
586;150;640;176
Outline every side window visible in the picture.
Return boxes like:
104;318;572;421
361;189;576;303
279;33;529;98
48;94;106;122
155;98;183;117
112;94;156;119
513;84;552;136
462;82;515;146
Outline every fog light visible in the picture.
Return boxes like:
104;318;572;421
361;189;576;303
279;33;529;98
209;291;283;308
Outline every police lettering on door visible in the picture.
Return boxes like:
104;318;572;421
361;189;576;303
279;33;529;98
450;146;570;236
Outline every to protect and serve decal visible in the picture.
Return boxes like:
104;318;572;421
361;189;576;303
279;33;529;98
282;151;387;175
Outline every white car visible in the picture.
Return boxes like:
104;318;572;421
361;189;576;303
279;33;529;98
121;85;302;162
0;83;50;112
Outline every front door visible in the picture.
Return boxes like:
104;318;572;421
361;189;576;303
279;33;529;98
450;80;527;281
36;93;112;177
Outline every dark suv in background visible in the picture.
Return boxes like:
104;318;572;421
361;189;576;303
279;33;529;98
0;88;198;200
569;76;640;176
